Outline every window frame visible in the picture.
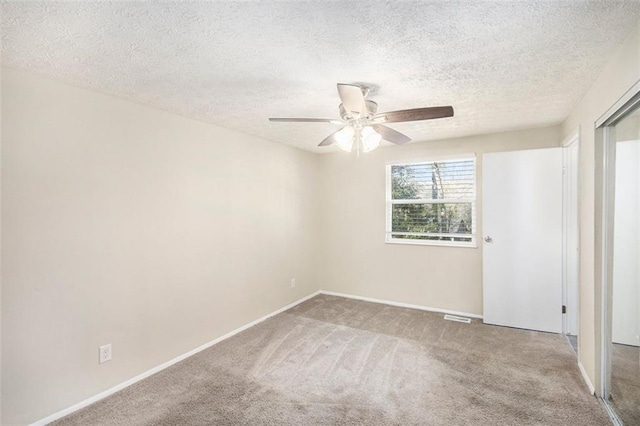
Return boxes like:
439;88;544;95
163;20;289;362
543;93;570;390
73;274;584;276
385;155;477;248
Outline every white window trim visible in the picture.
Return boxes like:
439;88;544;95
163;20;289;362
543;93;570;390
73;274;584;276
385;156;477;248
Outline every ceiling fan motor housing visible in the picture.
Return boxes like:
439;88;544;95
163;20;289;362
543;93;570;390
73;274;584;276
339;100;378;121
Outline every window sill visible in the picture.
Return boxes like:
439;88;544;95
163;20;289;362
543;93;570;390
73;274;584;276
385;239;478;248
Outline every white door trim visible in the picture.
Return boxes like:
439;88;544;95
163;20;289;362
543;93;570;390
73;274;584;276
595;78;640;411
562;129;580;337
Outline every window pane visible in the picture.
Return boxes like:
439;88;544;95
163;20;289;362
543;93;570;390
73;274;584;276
391;203;473;236
391;160;474;200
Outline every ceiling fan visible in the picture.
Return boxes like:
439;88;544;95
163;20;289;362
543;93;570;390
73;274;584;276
269;83;454;153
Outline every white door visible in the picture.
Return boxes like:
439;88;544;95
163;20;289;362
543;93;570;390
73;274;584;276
482;148;563;333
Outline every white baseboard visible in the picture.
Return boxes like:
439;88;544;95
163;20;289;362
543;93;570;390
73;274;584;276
30;290;321;426
578;361;596;395
318;290;483;319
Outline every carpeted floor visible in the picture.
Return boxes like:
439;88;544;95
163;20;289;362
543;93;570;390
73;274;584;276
53;294;610;425
611;343;640;425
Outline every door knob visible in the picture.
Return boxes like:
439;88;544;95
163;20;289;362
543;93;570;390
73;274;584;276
484;236;493;243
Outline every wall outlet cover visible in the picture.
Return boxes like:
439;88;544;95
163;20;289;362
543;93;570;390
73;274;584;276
99;344;112;364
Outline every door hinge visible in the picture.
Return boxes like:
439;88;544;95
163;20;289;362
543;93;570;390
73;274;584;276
562;305;567;314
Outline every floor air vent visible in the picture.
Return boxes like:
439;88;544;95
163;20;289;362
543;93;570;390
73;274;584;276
443;314;471;324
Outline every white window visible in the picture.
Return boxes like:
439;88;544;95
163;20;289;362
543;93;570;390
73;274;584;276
386;156;477;247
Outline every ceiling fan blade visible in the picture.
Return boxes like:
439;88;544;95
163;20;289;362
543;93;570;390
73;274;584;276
269;118;342;123
372;124;412;145
374;106;454;123
318;128;345;147
337;83;365;116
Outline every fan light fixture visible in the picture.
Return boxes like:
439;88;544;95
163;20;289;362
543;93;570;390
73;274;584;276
362;126;382;152
335;126;355;152
334;125;382;153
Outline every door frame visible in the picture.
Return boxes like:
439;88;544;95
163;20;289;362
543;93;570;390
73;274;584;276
562;129;580;338
595;78;640;423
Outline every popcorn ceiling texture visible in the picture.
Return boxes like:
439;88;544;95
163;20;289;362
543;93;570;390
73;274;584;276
2;1;640;152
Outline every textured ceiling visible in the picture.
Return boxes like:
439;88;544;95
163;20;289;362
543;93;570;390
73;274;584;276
3;1;640;152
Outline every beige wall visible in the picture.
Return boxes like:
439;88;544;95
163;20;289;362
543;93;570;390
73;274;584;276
317;126;561;316
1;68;319;425
562;19;640;392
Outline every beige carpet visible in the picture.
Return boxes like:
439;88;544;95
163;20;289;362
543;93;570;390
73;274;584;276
612;343;640;425
53;295;610;425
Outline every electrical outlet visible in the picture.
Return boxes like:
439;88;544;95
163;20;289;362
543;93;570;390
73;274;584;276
99;344;112;364
290;278;296;288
